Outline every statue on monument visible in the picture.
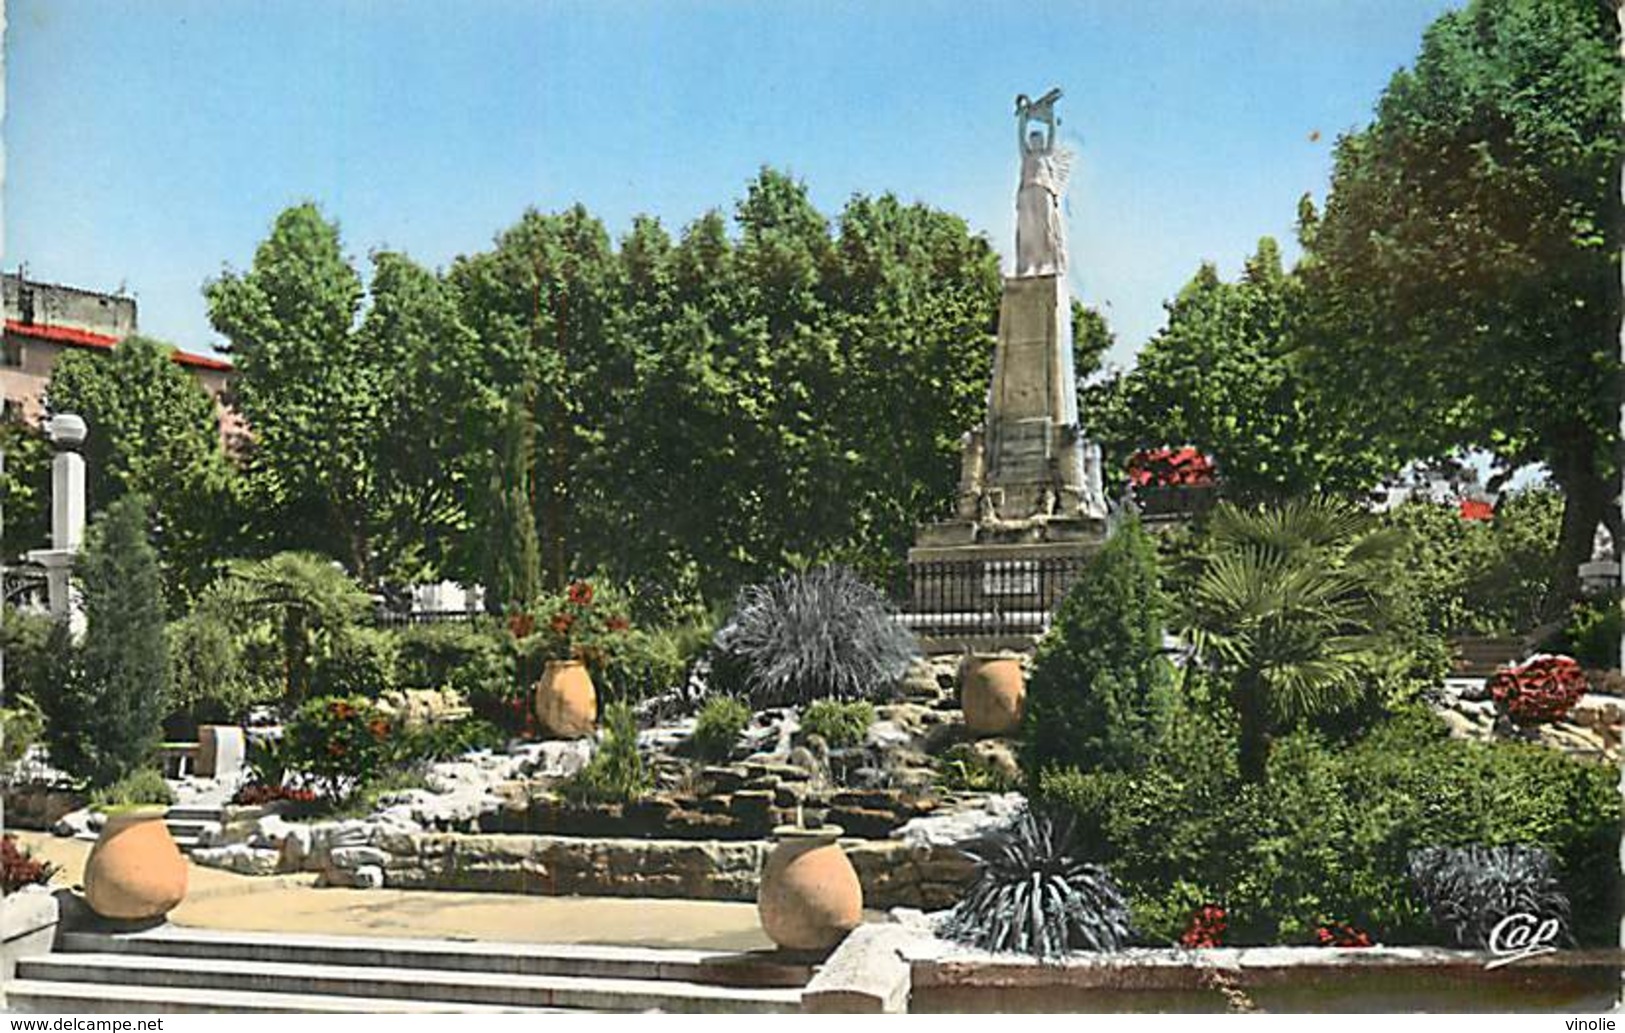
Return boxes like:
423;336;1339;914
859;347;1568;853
1014;87;1072;277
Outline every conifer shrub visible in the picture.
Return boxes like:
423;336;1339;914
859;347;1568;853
800;699;876;748
39;494;169;789
1022;518;1173;777
561;702;650;804
691;695;751;761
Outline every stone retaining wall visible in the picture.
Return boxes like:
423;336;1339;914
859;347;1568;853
331;831;978;910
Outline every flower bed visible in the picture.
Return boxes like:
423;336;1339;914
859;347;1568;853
1489;655;1588;726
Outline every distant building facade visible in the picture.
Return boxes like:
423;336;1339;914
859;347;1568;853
1;272;243;445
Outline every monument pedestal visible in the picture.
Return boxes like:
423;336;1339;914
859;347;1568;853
906;273;1107;651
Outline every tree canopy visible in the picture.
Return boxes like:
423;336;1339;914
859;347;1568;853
1300;0;1623;613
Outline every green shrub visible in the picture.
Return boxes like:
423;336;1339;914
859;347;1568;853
1039;708;1623;947
1023;518;1173;777
601;616;716;704
801;699;875;748
166;609;278;734
691;695;751;761
280;695;393;803
391;717;508;764
88;768;175;809
1555;592;1621;670
936;742;1021;793
560;701;649;805
712;566;917;707
395;621;513;699
0;605;55;703
1;695;44;772
39;494;169;789
312;626;400;698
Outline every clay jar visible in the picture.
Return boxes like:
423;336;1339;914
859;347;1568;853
757;825;862;951
83;807;188;922
960;654;1026;736
535;659;597;738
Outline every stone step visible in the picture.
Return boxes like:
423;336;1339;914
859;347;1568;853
58;927;813;988
4;979;561;1014
19;953;805;1013
164;806;227;822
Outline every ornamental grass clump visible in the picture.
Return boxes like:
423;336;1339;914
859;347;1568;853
1408;844;1572;950
940;809;1134;957
713;566;917;708
1488;655;1588;726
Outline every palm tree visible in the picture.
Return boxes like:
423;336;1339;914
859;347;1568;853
1182;498;1401;781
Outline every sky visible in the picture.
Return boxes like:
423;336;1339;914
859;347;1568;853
4;0;1458;370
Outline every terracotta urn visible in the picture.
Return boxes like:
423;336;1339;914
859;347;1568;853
83;807;188;922
960;654;1026;736
757;825;862;951
535;659;597;738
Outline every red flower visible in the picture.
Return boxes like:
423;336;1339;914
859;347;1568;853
368;718;391;740
1180;904;1228;949
327;741;346;757
550;612;575;636
567;581;594;607
606;616;630;632
508;613;536;639
331;701;356;720
1490;655;1588;726
1316;922;1372;948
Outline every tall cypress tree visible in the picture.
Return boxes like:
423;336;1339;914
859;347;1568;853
486;387;543;614
1021;518;1173;777
41;493;169;787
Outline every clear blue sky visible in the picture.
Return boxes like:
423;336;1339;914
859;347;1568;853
5;0;1456;368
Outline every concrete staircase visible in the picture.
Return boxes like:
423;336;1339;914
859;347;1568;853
7;926;813;1013
161;805;223;853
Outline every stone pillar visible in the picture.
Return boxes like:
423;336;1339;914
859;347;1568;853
26;413;88;635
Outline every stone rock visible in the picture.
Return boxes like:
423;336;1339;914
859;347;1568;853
895;792;1026;849
1570;694;1625;731
330;846;390;870
1437;709;1484;741
375;687;470;726
900;658;944;701
53;809;93;839
967;739;1022;783
191;843;282;876
352;865;386;889
865;721;912;750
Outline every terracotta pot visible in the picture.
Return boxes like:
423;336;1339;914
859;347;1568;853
83;808;187;922
757;825;862;951
535;659;597;738
961;655;1025;736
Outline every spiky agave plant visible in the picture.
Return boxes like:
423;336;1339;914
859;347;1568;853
1408;844;1572;949
939;809;1134;957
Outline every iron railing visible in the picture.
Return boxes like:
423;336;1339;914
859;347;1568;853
902;556;1089;638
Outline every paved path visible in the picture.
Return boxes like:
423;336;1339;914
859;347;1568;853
11;832;774;952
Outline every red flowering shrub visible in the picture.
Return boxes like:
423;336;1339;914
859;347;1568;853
1489;655;1589;726
1315;921;1373;948
231;783;318;807
1128;447;1217;488
280;695;394;802
526;579;633;664
1180;904;1228;948
2;833;59;893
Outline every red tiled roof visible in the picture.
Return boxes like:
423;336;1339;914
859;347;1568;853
5;319;232;372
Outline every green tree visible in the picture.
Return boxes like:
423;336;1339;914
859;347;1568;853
1182;499;1403;781
0;419;52;560
1089;239;1383;501
486;387;543;613
1302;0;1623;616
207;551;372;704
1022;519;1174;776
46;335;239;607
207;205;480;591
39;494;168;787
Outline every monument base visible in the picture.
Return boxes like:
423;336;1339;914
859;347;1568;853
904;532;1105;654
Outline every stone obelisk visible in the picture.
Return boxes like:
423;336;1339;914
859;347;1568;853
907;88;1107;643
